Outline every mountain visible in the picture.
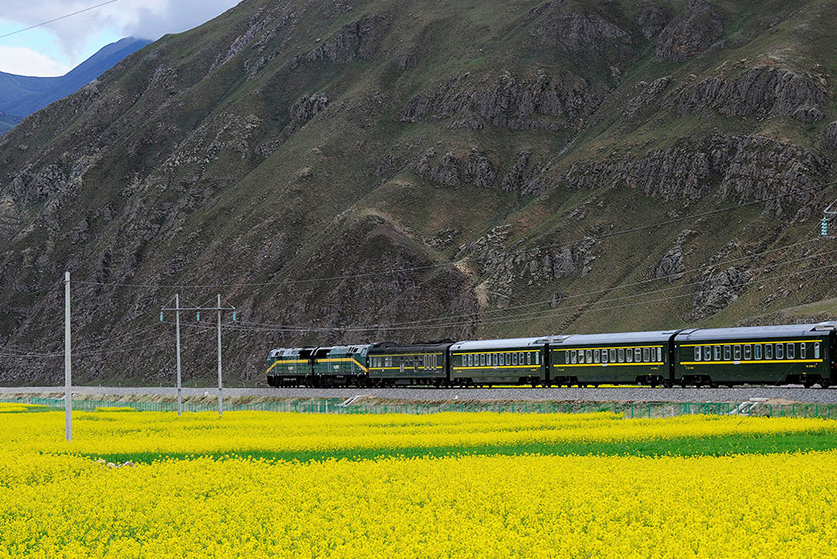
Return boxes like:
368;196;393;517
0;111;21;135
0;37;151;128
1;0;836;386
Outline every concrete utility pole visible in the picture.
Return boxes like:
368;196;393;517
161;295;236;416
64;271;72;441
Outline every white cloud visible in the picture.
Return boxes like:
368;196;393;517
0;46;70;76
1;0;241;64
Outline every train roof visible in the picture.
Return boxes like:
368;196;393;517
550;331;680;346
450;337;554;351
675;323;836;342
369;341;455;353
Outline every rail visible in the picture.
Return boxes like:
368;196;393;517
2;396;836;419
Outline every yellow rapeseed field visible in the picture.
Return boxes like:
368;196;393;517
1;404;836;558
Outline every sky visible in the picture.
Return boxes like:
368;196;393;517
0;0;242;76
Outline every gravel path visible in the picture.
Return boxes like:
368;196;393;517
2;385;837;404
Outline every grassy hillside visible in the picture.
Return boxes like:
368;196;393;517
1;0;836;385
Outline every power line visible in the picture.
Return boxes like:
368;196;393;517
71;192;814;290
222;259;837;334
0;0;122;40
234;241;837;332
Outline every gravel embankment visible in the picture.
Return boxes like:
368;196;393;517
2;385;837;405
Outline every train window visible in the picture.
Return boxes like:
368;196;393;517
570;351;577;364
494;353;499;366
787;344;794;359
386;356;393;367
585;350;593;363
535;352;540;365
527;353;532;365
601;350;608;364
642;348;650;362
618;348;625;362
626;349;634;363
479;354;485;366
657;348;663;362
776;344;783;359
594;350;600;364
754;345;761;360
801;343;807;359
744;345;751;360
765;344;773;360
723;346;731;361
609;349;617;362
694;347;701;361
635;348;642;362
734;346;741;361
815;342;821;359
519;352;525;365
714;346;721;361
500;353;505;366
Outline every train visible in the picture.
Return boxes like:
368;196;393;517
266;322;837;389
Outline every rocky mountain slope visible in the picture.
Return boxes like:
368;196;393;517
0;37;150;132
1;0;837;385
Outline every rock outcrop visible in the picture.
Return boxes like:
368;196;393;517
656;0;723;62
666;67;827;122
526;1;632;55
402;71;600;132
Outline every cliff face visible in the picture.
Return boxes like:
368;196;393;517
1;0;837;385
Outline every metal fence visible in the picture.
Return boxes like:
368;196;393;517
2;396;836;419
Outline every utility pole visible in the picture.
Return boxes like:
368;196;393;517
161;295;236;416
160;294;183;415
216;294;223;416
64;271;72;441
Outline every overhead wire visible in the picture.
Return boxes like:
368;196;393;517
0;0;122;40
221;258;837;334
69;191;815;290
